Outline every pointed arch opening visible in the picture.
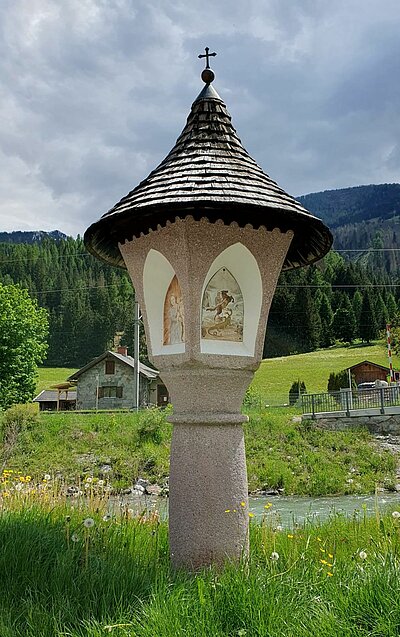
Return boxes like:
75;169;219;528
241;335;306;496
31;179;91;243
200;243;262;356
143;250;185;355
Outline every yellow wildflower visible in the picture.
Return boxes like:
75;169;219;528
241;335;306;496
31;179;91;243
240;502;246;507
327;572;333;577
320;548;325;553
249;512;255;518
320;559;327;565
225;509;231;513
287;534;294;539
317;537;322;542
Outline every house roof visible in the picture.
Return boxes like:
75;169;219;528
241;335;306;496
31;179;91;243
348;360;391;373
84;73;332;272
33;390;77;403
67;351;159;381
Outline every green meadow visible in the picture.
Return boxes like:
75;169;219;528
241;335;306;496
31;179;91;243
253;340;399;404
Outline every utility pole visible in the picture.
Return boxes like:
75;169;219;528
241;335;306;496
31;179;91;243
133;300;140;411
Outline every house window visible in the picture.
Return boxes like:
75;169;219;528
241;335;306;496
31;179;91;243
105;360;115;375
98;386;123;398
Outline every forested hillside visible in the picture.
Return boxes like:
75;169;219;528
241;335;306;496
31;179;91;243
298;183;400;228
0;237;141;367
0;234;398;363
298;183;400;272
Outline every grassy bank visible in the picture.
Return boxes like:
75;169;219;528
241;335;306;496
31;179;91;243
1;484;400;636
0;405;396;496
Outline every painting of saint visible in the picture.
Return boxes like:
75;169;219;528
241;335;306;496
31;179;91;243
201;268;244;342
163;275;185;345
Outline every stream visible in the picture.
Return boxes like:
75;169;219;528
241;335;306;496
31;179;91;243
116;492;400;528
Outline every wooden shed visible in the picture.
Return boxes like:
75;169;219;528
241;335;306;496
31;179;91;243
347;360;390;385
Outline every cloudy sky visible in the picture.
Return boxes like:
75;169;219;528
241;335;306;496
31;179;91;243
0;0;399;236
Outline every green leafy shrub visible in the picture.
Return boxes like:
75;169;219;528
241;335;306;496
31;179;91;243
136;408;166;444
288;380;306;405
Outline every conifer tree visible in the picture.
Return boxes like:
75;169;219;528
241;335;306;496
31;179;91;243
352;290;363;336
359;290;378;343
318;292;334;347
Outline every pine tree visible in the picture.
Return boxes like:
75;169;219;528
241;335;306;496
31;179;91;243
352;290;363;336
318;293;334;347
359;290;378;343
386;293;398;321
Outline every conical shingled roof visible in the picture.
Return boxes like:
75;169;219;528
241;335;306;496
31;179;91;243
85;81;332;270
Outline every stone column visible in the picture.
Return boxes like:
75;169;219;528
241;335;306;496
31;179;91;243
119;219;294;569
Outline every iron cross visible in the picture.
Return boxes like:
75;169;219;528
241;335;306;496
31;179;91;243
198;47;216;69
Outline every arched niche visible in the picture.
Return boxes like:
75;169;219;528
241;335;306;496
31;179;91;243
143;250;185;355
200;243;262;356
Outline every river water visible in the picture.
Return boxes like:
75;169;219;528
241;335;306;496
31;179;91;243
118;492;400;528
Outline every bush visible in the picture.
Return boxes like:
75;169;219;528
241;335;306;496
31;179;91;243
327;369;356;392
1;403;38;437
288;380;306;406
243;386;262;409
136;408;166;444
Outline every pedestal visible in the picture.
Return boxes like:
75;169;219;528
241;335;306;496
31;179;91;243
169;419;249;569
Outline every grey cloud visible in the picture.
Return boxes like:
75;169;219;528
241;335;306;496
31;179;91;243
0;0;399;235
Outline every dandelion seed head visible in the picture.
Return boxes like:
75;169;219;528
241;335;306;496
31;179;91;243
392;511;400;519
359;550;367;560
83;517;95;528
44;474;51;481
270;551;279;561
71;533;80;543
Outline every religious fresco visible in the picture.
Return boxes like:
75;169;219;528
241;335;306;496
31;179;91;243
201;268;244;342
163;275;185;345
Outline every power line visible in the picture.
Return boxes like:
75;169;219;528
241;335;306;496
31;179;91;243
2;247;400;265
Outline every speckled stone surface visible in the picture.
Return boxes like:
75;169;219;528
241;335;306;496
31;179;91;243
119;217;292;567
119;216;293;371
169;422;249;569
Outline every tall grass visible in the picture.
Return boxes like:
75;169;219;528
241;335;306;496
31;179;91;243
1;477;400;636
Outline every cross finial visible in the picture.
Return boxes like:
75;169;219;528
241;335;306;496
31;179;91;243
198;47;216;69
198;47;217;84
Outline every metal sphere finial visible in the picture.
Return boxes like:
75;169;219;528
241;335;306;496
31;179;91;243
198;47;217;83
201;67;215;84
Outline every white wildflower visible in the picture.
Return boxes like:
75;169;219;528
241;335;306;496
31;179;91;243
102;514;112;522
83;517;95;528
71;533;80;543
270;551;279;561
44;474;51;481
98;479;104;486
276;525;283;532
359;550;367;560
392;511;400;520
15;483;23;491
86;477;93;483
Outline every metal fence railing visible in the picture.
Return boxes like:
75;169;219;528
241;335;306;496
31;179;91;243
301;386;400;418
